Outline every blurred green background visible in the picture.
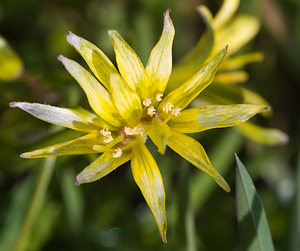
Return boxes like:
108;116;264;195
0;0;299;250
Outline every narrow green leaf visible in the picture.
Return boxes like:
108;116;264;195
235;154;275;251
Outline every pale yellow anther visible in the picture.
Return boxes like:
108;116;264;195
103;135;113;144
172;107;181;116
143;98;152;107
124;125;144;135
156;93;163;102
124;127;133;135
147;106;156;116
112;147;122;158
163;102;174;113
100;128;111;137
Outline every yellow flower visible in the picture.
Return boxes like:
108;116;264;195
10;10;269;242
167;0;288;145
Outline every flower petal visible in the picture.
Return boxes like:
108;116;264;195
146;10;175;94
69;107;116;130
110;72;142;127
214;71;249;84
236;122;289;146
219;52;264;70
212;0;239;29
9;102;99;132
159;46;227;114
166;6;214;93
168;104;269;133
131;140;167;243
58;55;122;127
108;30;151;99
76;148;132;184
167;130;230;192
142;119;172;154
66;31;118;90
20;133;101;158
212;15;260;56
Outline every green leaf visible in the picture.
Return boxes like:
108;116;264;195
235;154;275;251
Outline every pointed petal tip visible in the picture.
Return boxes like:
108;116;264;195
264;105;271;112
57;54;66;62
9;102;17;108
107;30;117;36
164;9;171;18
162;234;167;243
20;153;27;158
75;176;81;186
66;31;80;49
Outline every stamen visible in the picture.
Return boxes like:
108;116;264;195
163;102;174;113
124;127;133;135
156;93;163;102
172;107;181;116
103;135;113;143
100;128;111;136
142;98;152;107
112;147;122;158
124;125;144;136
147;106;156;116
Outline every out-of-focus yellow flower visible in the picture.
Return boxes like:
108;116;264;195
0;35;23;81
167;0;288;145
10;11;269;242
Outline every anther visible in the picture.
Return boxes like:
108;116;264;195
100;128;111;136
112;147;122;158
142;98;152;107
172;107;181;116
147;106;156;116
156;93;163;102
163;102;174;113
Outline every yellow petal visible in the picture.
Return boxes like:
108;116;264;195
167;130;230;192
166;5;214;93
108;30;151;99
93;136;123;152
159;46;227;114
214;70;249;84
20;133;101;158
212;15;260;56
236;122;289;145
240;87;272;117
198;82;243;105
9;102;99;132
146;10;175;94
131;140;167;243
142;119;171;154
168;104;270;133
70;107;116;131
220;52;264;70
76;148;132;184
58;55;122;127
110;72;142;127
212;0;239;29
66;31;118;90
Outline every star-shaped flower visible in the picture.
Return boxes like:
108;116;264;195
10;10;269;242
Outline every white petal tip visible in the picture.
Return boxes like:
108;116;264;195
9;102;18;108
75;176;81;186
107;30;117;36
264;105;271;112
66;31;81;49
57;54;66;62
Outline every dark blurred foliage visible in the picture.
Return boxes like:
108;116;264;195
0;0;299;250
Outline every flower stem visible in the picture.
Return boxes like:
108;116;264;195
178;160;197;251
14;157;56;251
